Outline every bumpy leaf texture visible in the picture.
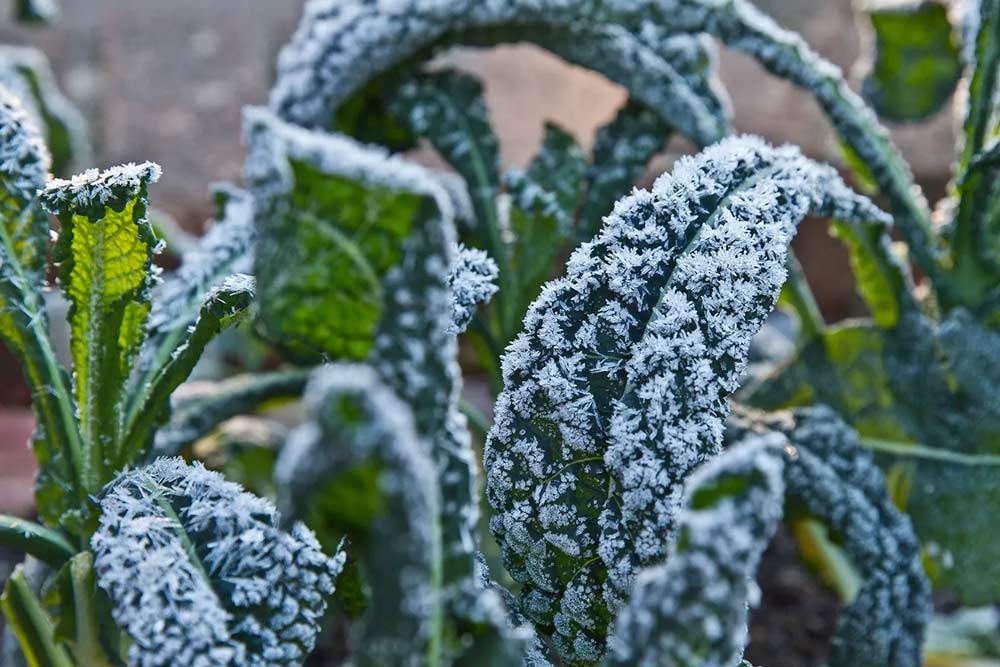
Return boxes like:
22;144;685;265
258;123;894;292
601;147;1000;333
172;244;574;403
269;0;935;277
607;435;787;667
484;135;889;664
727;406;930;667
276;363;443;666
91;457;344;667
40;162;162;492
449;243;498;335
271;1;729;146
746;307;1000;604
0;86;86;522
947;0;1000;290
0;45;91;175
243;106;467;361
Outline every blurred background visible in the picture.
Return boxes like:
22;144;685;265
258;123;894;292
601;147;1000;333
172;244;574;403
0;0;958;516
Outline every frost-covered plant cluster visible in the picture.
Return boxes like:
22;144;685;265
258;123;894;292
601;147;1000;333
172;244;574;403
1;0;998;665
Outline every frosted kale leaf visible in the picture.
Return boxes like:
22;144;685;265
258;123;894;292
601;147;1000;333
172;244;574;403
484;135;888;664
746;308;1000;604
0;46;90;175
386;70;502;240
271;3;727;145
728;406;930;667
578;101;672;242
244;106;464;361
119;273;257;465
449;243;498;335
611;405;928;667
607;435;787;667
269;0;935;281
276;363;443;666
946;0;1000;291
91;457;344;667
858;0;962;122
40;162;161;495
1;88;86;524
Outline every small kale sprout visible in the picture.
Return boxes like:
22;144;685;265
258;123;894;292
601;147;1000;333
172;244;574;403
91;457;344;667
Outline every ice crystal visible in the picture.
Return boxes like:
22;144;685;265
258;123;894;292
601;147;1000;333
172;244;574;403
91;457;343;667
277;363;442;666
448;243;498;335
40;161;161;219
484;135;888;663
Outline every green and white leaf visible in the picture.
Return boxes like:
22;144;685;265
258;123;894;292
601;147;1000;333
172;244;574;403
121;273;256;465
485;136;889;664
0;87;84;523
244;107;461;361
91;457;344;667
276;363;443;667
0;46;91;175
578;101;671;241
41;162;161;491
607;435;787;667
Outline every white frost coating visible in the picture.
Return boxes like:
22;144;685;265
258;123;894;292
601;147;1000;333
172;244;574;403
271;0;728;144
39;161;161;217
0;45;91;171
607;435;787;667
448;242;499;335
740;406;930;667
0;84;50;206
484;135;889;664
242;105;457;223
91;457;344;667
271;0;935;271
277;363;442;667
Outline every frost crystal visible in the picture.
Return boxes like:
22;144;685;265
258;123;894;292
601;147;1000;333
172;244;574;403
270;0;932;271
40;161;161;219
607;435;787;667
448;243;498;335
0;85;50;207
91;457;344;667
483;135;888;663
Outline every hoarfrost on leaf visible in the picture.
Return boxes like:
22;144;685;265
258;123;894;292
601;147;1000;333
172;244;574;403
91;457;344;667
484;134;889;664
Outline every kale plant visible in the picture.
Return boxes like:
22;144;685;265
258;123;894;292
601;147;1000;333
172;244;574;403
0;86;342;665
2;0;998;664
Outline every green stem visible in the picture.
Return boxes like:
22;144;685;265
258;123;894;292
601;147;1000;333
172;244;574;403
783;253;825;342
859;436;1000;466
1;568;74;667
0;515;76;568
68;552;115;667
